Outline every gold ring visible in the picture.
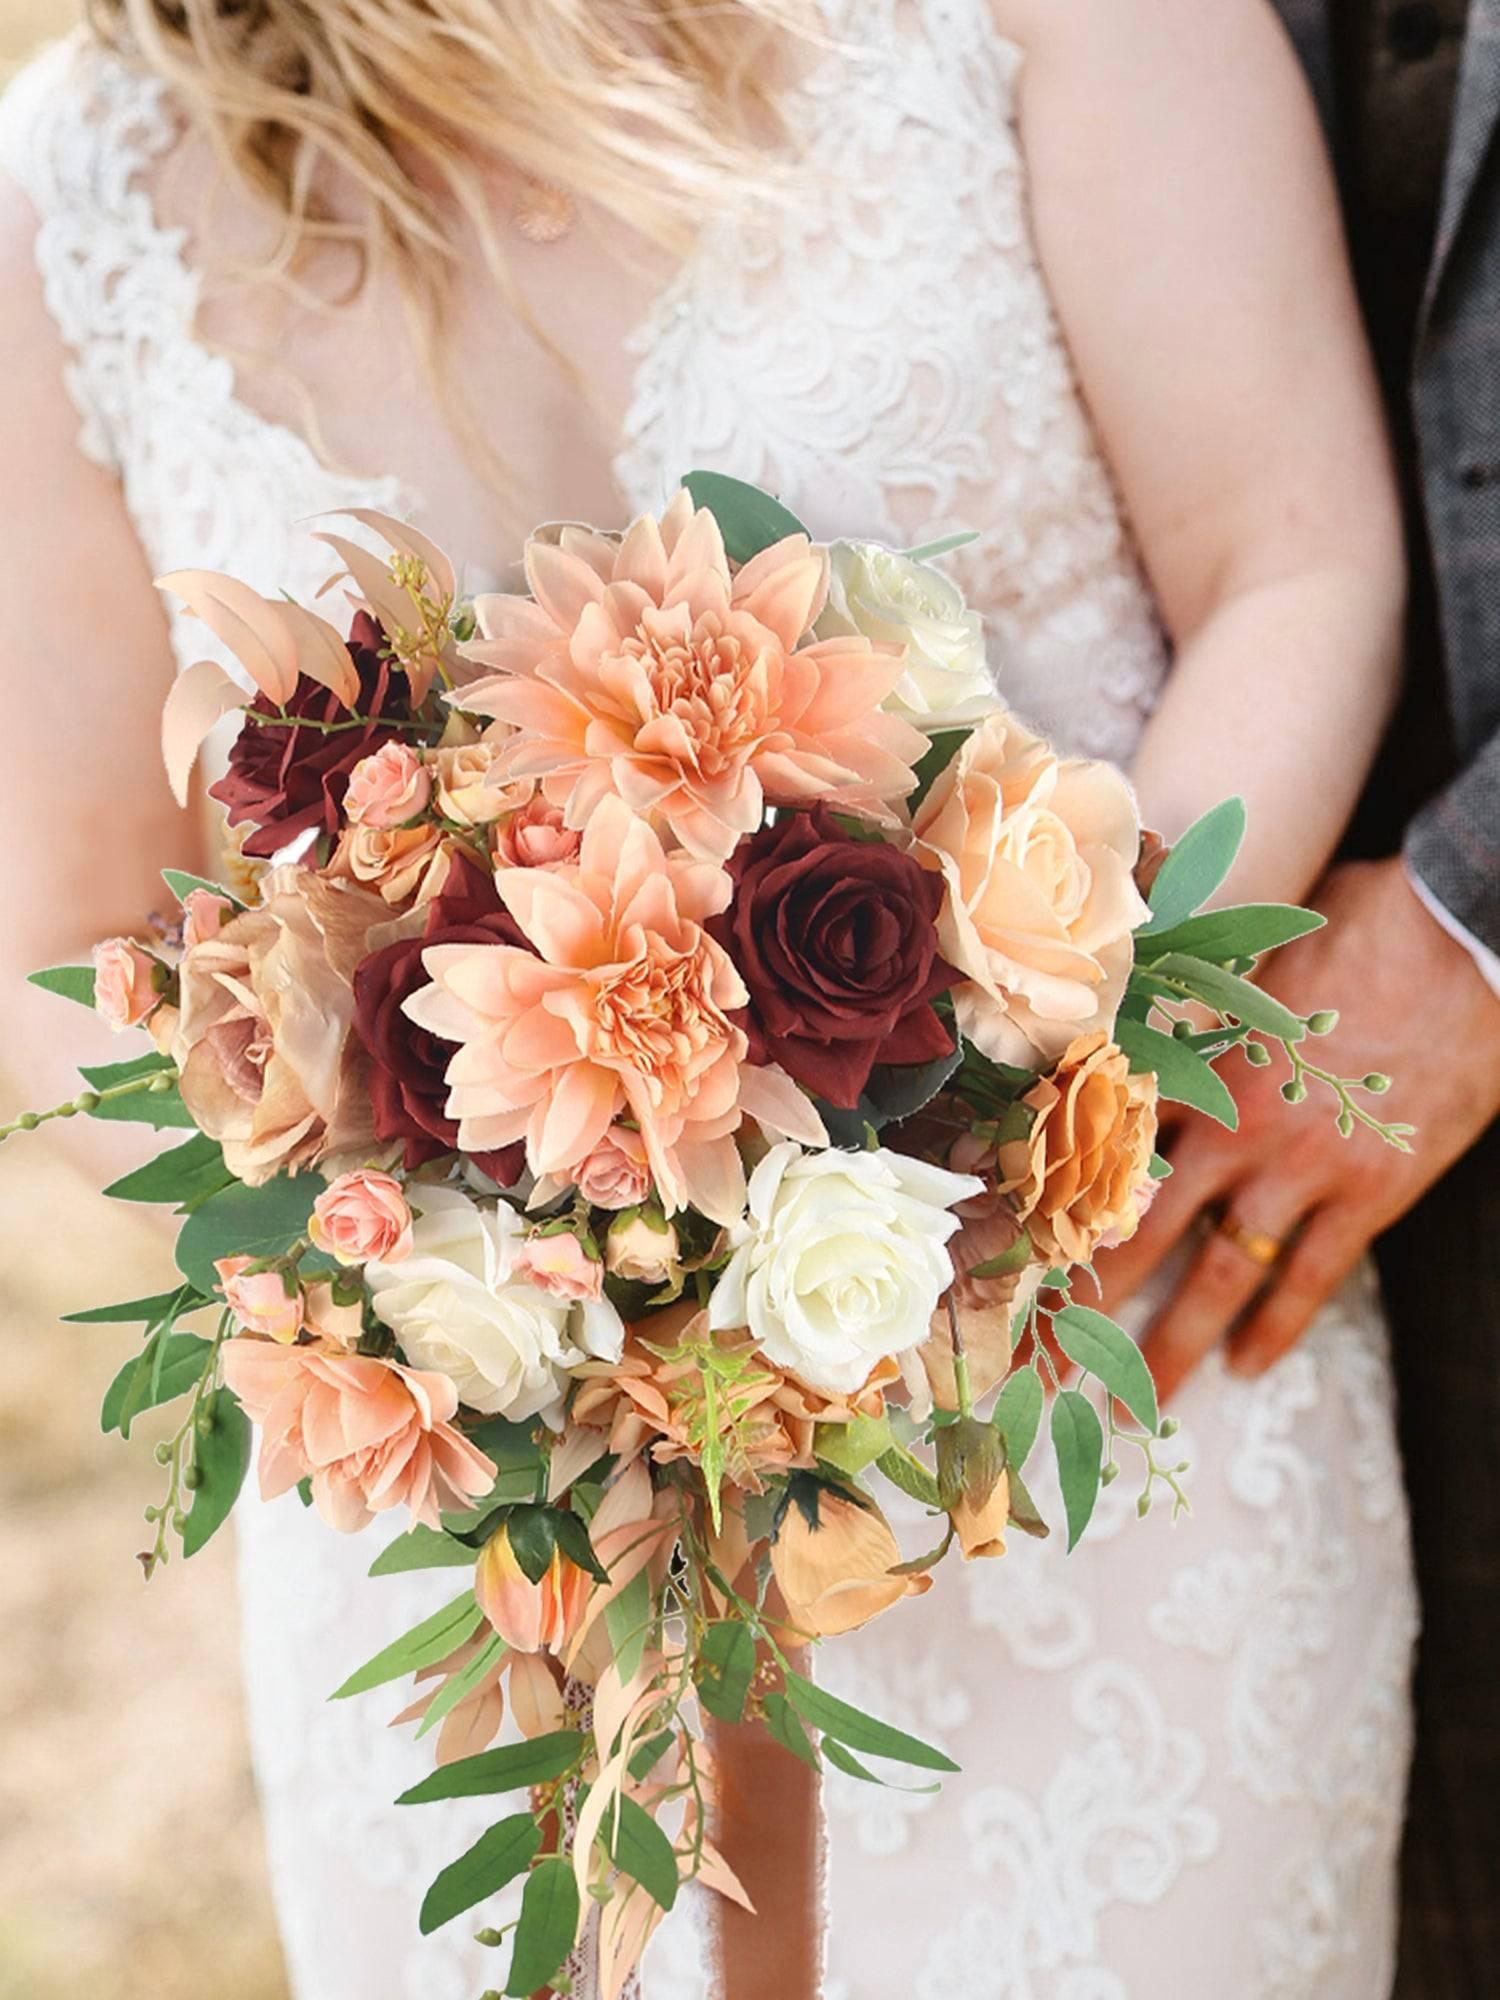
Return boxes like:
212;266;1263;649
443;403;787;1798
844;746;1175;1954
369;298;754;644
1217;1217;1284;1268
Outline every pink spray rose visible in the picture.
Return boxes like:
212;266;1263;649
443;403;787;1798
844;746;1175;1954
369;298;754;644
182;889;235;948
493;792;583;869
220;1338;497;1533
310;1169;414;1266
216;1255;306;1343
93;938;160;1031
344;741;432;829
515;1231;605;1302
571;1126;652;1211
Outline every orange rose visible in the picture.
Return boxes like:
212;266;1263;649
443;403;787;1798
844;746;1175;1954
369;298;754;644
999;1032;1159;1264
770;1491;931;1638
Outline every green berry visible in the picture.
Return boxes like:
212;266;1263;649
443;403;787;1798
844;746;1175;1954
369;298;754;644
1245;1041;1272;1067
1137;1490;1152;1519
153;1441;173;1466
73;1090;101;1113
1172;1020;1195;1041
1281;1078;1308;1104
1363;1072;1392;1094
1337;1108;1355;1138
1158;1416;1180;1439
182;1464;204;1491
1100;1461;1120;1487
1306;1010;1339;1036
474;1929;505;1949
17;1111;40;1130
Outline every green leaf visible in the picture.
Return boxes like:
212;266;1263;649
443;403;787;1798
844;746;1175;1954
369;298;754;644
821;1736;942;1793
331;1591;483;1700
1050;1389;1104;1553
603;1795;679;1912
1051;1306;1159;1432
762;1690;821;1768
968;1229;1035;1281
368;1525;479;1577
604;1567;653;1691
694;1620;757;1726
551;1507;610;1586
814;1410;894;1479
1148;954;1307;1045
500;1504;558;1586
100;1332;211;1436
63;1285;208;1325
398;1731;583;1805
1114;1017;1239;1130
1006;1465;1051;1540
1139;798;1246;932
629;1729;678;1782
419;1814;540;1935
103;1132;231;1209
506;1856;580;1996
816;1042;964;1149
992;1368;1044;1471
903;530;980;562
162;868;243;909
783;1671;960;1773
181;1388;253;1558
876;1444;941;1510
416;1632;506;1741
28;963;96;1008
679;469;808;564
1136;903;1325;967
79;1052;195;1128
906;728;972;813
175;1174;326;1297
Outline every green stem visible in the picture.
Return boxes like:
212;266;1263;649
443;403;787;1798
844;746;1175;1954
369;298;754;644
0;1064;179;1143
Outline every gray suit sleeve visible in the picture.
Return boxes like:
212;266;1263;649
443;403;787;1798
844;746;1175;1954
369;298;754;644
1404;725;1500;960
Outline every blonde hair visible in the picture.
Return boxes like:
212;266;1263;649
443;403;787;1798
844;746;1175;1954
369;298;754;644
85;0;812;501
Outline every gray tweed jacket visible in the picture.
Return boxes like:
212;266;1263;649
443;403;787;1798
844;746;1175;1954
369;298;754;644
1278;0;1500;954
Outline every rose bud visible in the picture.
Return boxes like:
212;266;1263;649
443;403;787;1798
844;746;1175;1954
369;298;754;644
181;888;235;948
515;1231;605;1303
604;1209;680;1287
215;1255;305;1344
93;938;162;1032
344;740;432;829
310;1169;414;1266
770;1491;931;1638
475;1522;593;1655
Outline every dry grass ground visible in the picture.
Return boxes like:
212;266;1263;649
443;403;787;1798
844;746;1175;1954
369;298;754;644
1;14;287;1991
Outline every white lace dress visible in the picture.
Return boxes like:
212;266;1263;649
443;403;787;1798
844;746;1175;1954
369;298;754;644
0;14;1418;2000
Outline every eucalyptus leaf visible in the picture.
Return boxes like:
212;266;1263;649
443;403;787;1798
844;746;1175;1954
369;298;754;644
27;963;96;1008
505;1856;580;1996
331;1592;483;1700
1136;903;1324;967
369;1525;482;1577
603;1795;679;1911
1114;1018;1239;1130
694;1619;757;1726
181;1388;252;1558
419;1814;540;1935
821;1736;942;1793
1051;1306;1159;1432
397;1731;583;1805
604;1566;653;1691
763;1691;821;1769
63;1284;208;1326
992;1368;1044;1471
1050;1390;1104;1553
162;868;244;910
79;1052;194;1128
1139;798;1246;932
783;1671;960;1773
103;1132;231;1210
1150;954;1307;1044
679;469;808;563
175;1174;326;1297
100;1332;212;1436
875;1444;941;1510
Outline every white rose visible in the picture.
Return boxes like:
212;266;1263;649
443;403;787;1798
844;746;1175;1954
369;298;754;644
365;1184;623;1427
708;1144;984;1395
815;540;993;728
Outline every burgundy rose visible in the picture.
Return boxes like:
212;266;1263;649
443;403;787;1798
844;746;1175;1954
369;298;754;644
352;852;527;1184
210;612;412;858
711;805;959;1109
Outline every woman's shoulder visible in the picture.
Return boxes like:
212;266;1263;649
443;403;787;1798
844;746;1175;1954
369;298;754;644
0;30;172;222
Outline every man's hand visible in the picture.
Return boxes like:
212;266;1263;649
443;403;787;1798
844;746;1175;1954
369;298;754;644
1095;857;1500;1402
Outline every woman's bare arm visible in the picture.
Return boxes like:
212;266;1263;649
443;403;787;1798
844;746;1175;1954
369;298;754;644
0;181;200;1133
995;0;1405;902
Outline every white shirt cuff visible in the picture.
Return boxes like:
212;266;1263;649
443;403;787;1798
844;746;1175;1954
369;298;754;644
1406;864;1500;999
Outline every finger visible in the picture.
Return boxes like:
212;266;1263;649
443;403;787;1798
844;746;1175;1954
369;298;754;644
1225;1208;1366;1379
1138;1184;1310;1406
1092;1132;1232;1315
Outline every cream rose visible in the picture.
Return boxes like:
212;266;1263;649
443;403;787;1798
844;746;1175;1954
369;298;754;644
913;710;1149;1067
814;539;993;728
172;865;385;1185
365;1184;624;1427
708;1143;983;1396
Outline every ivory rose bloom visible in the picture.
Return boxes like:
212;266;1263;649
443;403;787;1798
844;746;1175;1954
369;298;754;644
215;1255;305;1343
913;710;1149;1067
220;1337;496;1532
363;1183;623;1427
998;1033;1160;1264
404;795;826;1224
709;1143;983;1395
433;739;523;828
771;1491;931;1637
343;740;432;828
815;539;993;727
93;938;160;1031
172;865;386;1184
459;491;927;861
310;1169;414;1266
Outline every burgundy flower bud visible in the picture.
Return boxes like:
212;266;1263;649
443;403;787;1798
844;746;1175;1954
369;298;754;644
711;805;958;1109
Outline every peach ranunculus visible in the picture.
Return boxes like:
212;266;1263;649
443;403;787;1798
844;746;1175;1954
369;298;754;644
493;790;583;869
514;1230;605;1302
770;1490;931;1638
221;1337;496;1531
913;709;1149;1067
93;938;161;1031
474;1519;594;1655
172;865;386;1184
571;1125;652;1210
310;1168;414;1266
998;1032;1160;1264
570;1301;898;1488
343;740;432;829
215;1255;305;1343
458;492;928;862
404;795;826;1224
325;822;454;908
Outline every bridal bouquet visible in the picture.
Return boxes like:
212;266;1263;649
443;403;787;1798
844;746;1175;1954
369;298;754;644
4;475;1409;1996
